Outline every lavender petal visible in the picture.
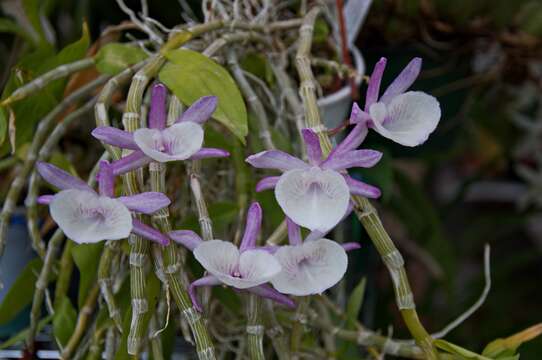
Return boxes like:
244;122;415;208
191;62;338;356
117;192;171;214
168;230;203;251
131;219;170;245
342;242;361;251
189;148;230;160
255;176;280;192
91;126;138;150
344;175;381;199
36;161;94;192
239;202;262;252
37;195;54;205
97;160;115;197
149;83;168;130
286;217;302;246
189;275;221;312
246;150;309;171
321;149;382;171
176;96;218;125
365;57;387;111
110;151;152;176
380;57;422;104
247;284;296;309
328;123;369;160
301;128;323;165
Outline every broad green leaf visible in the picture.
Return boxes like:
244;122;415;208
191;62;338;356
95;43;148;75
115;273;160;360
0;315;52;349
179;201;238;236
0;258;57;324
22;0;48;45
0;18;34;44
483;323;542;358
434;339;492;359
52;297;77;347
0;23;90;155
71;242;104;309
240;53;274;85
345;277;366;328
160;49;248;142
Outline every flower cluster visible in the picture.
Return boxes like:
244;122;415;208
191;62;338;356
37;57;440;311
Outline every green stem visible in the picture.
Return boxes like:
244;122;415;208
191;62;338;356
53;240;74;309
293;6;439;360
246;294;265;360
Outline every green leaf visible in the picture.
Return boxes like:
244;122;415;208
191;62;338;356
483;324;542;358
0;18;34;44
180;202;238;236
71;242;104;309
345;277;366;329
0;258;56;325
0;315;52;349
0;108;6;147
22;0;48;45
52;297;77;347
434;339;492;359
95;43;149;75
160;49;248;143
240;53;274;85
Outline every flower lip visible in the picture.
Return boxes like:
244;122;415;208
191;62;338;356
193;240;281;289
50;189;132;244
133;122;204;162
270;238;348;296
275;167;350;232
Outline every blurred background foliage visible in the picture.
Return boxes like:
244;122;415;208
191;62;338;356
0;0;541;358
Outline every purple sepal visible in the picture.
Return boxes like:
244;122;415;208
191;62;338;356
189;275;221;312
37;195;54;205
239;202;262;252
247;284;296;309
342;242;361;252
286;217;302;246
189;148;230;160
97;161;115;197
380;57;422;104
255;176;280;192
365;57;387;111
168;230;203;251
36;161;93;192
117;192;171;214
110;151;152;176
131;219;170;245
149;84;168;130
91;126;138;150
301;129;322;165
246;150;309;171
332;122;368;156
344;175;381;199
320;149;382;171
259;245;279;254
176;96;218;125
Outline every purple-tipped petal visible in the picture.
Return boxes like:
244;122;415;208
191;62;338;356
247;284;296;309
189;275;221;312
240;202;262;252
286;217;302;246
149;84;168;129
97;161;115;197
91;126;138;150
36;162;94;192
365;57;387;110
189;148;230;160
131;219;170;245
321;150;382;171
37;195;54;205
255;176;280;192
301;129;322;165
176;96;218;125
117;192;171;214
349;103;371;125
342;242;361;251
246;151;309;171
344;175;381;199
333;123;369;157
168;230;203;251
110;151;152;176
380;57;422;104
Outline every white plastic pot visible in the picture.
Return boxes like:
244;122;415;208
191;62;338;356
317;45;365;129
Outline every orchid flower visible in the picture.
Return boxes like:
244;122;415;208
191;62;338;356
352;57;441;146
36;161;170;245
246;128;381;233
268;218;360;296
169;202;294;312
92;84;230;175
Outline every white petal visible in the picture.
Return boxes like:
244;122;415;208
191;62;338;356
50;189;132;244
275;168;350;232
370;91;440;147
237;250;281;288
271;239;348;296
134;122;203;162
193;240;239;285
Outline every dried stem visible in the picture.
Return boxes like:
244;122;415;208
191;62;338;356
294;6;439;359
